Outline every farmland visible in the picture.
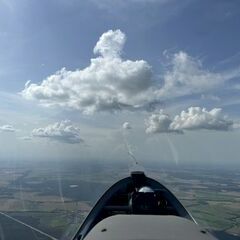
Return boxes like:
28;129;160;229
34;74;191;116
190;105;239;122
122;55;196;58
0;160;239;239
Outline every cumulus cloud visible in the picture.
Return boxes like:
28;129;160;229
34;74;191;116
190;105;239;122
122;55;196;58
145;107;234;134
122;122;132;129
0;125;16;132
157;51;230;99
170;107;233;131
21;30;240;114
145;110;182;134
93;29;126;58
32;120;83;144
22;29;153;114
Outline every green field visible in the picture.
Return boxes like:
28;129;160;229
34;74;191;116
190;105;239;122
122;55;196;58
147;167;240;236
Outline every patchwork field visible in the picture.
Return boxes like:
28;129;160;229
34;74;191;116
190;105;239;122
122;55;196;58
0;160;239;240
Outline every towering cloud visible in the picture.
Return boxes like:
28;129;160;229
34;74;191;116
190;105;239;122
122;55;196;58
32;120;83;144
22;30;153;114
145;107;234;134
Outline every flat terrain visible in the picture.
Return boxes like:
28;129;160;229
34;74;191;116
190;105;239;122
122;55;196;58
147;167;240;238
0;160;239;240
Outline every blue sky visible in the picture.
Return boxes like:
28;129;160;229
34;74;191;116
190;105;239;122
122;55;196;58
1;0;240;91
0;0;240;167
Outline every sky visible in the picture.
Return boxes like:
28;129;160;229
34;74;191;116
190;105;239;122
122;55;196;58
0;0;240;167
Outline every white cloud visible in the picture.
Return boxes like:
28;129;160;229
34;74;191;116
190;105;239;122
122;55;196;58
122;122;132;129
93;29;126;58
22;29;153;114
170;107;233;131
0;125;16;132
21;30;240;114
32;120;83;144
145;107;234;134
145;110;182;134
157;52;227;99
